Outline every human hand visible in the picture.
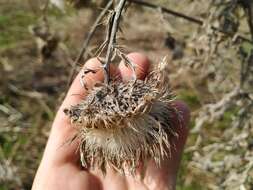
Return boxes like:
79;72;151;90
32;52;190;190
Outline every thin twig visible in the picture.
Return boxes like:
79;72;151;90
129;0;253;44
103;0;127;84
131;0;202;25
67;0;113;87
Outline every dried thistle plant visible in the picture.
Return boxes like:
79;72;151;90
64;58;180;174
63;0;181;175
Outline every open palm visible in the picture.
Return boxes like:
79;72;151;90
32;53;189;190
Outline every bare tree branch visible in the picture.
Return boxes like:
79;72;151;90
67;0;113;87
129;0;253;44
130;0;202;25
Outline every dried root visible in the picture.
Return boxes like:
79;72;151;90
64;59;180;174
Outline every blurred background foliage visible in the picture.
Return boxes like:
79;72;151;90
0;0;252;189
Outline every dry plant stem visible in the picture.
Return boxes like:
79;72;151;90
104;0;127;84
129;0;253;44
68;0;113;87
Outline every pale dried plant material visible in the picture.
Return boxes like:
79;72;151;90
0;160;21;187
64;58;180;174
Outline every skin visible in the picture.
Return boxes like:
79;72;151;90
32;52;190;190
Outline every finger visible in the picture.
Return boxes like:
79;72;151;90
118;52;150;80
43;58;119;166
143;101;190;190
63;59;120;109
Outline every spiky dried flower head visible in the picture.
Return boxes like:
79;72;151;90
64;58;181;174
